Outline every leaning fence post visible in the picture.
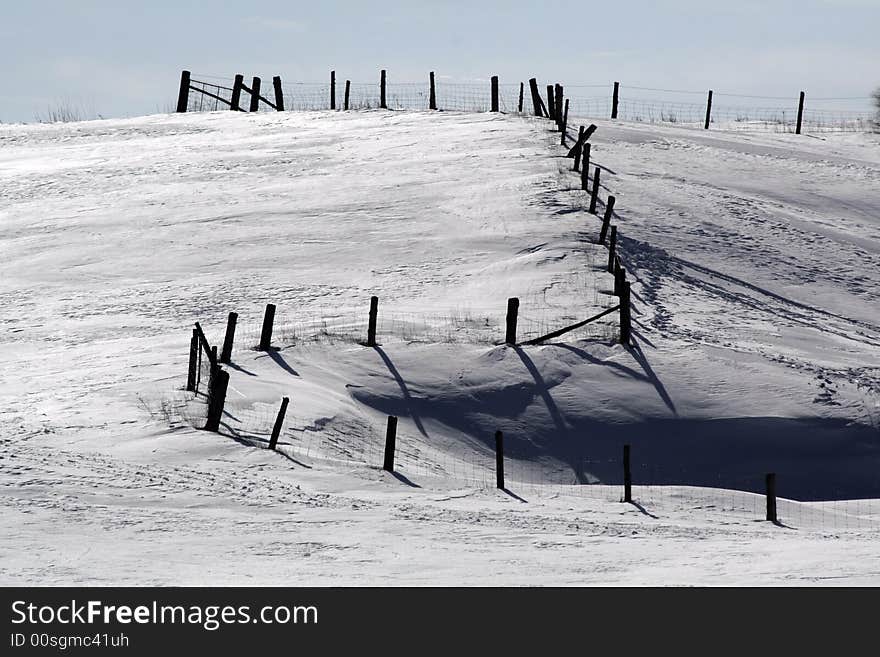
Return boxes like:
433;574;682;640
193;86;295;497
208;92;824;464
429;71;437;110
546;85;556;122
796;91;805;135
607;226;617;273
766;473;778;522
204;369;229;432
518;82;524;113
581;143;591;190
704;89;713;129
495;430;504;489
505;298;519;345
330;70;336;109
249;76;262;112
589;166;601;214
259;303;276;351
272;76;284;111
367;296;379;347
176;70;191;113
623;444;632;502
573;126;585;171
268;397;290;450
380;69;387;109
490;75;499;112
560;99;569;146
187;330;198;391
220;312;238;364
344;80;351;110
231;74;244;112
619;281;631;345
528;78;543;116
611;81;620;119
383;415;398;472
599;195;616;244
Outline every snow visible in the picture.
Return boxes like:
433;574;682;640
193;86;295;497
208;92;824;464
1;109;878;585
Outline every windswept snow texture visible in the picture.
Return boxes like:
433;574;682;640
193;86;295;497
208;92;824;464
1;110;879;585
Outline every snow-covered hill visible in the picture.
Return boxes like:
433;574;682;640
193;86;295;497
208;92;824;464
1;109;878;585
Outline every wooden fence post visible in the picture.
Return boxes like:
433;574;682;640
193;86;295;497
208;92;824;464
344;80;351;110
330;70;336;109
619;281;631;345
429;72;437;110
259;303;276;351
518;82;524;113
546;85;556;122
796;91;805;135
380;69;387;109
505;297;519;345
766;473;778;522
220;312;238;364
614;263;625;297
611;81;620;119
581;143;591;190
490;75;499;112
176;70;191;113
204;369;229;432
272;76;284;111
268;397;289;450
623;444;632;502
367;296;379;347
495;430;504;489
607;226;617;273
383;415;398;472
187;330;198;391
528;78;543;116
249;77;262;112
599;195;615;244
560;99;569;145
231;74;244;112
589;166;601;214
555;84;564;126
704;89;713;129
573;126;585;171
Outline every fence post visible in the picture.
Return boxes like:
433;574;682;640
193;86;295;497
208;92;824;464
330;70;336;110
249;77;262;113
581;143;591;190
704;89;713;129
495;430;504;489
344;80;351;110
383;415;398;472
366;296;379;347
204;369;229;432
572;126;585;171
589;166;601;214
614;263;625;297
380;69;387;109
560;99;570;146
268;397;289;450
619;281;631;345
766;473;778;522
528;78;543;116
607;226;617;273
490;75;499;112
429;71;437;110
176;70;191;113
505;297;519;345
518;82;524;113
272;76;284;111
546;85;556;122
623;444;632;502
555;84;564;126
220;312;238;364
796;91;805;135
187;330;198;391
259;303;276;351
599;195;615;244
231;74;244;112
611;81;620;119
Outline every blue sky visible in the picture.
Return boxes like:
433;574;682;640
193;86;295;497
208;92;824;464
2;0;878;122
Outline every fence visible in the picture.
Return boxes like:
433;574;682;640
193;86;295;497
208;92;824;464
178;70;877;134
